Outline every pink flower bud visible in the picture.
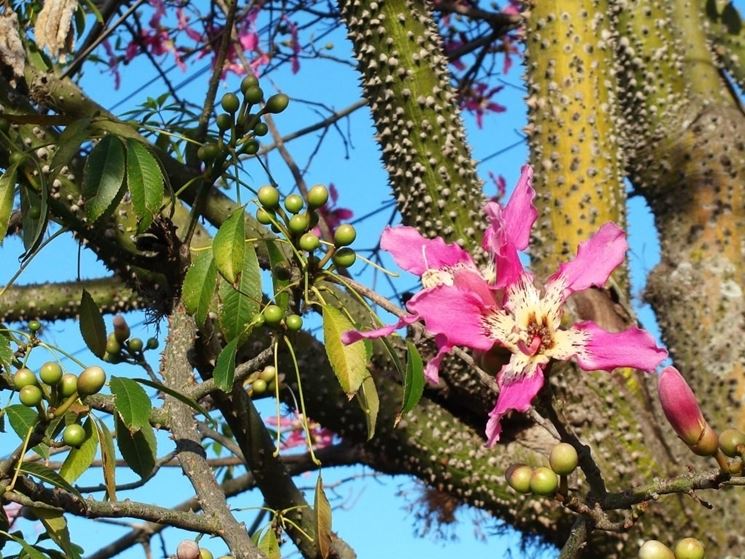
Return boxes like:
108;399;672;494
658;367;718;456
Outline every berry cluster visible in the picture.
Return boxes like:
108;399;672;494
103;315;158;364
639;537;704;559
243;365;280;398
505;442;578;496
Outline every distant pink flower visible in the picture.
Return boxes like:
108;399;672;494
266;413;334;451
412;221;667;445
102;40;121;90
658;366;718;456
461;83;506;128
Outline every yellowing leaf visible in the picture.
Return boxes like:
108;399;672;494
322;305;368;397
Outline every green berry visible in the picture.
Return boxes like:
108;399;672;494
284;194;304;214
673;538;704;559
260;366;277;382
333;247;356;268
258;186;280;210
103;352;121;364
243;140;259;155
251;379;267;395
254;122;268;136
333;224;356;246
77;366;106;396
505;464;533;494
127;338;144;352
265;93;289;114
63;424;86;447
638;540;675;559
719;428;745;457
221;92;240;113
20;385;43;407
0;117;9;133
244;86;263;105
256;208;274;225
146;337;159;350
549;442;578;475
299;232;320;251
14;368;38;389
60;374;78;397
285;314;303;331
106;334;121;355
28;320;42;332
216;113;232;130
240;75;259;94
288;213;310;234
307;185;329;208
200;550;214;559
529;467;558;496
197;143;219;161
40;362;63;386
263;305;284;325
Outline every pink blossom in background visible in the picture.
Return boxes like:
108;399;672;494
460;83;506;128
487;171;507;202
102;39;121;90
266;413;335;451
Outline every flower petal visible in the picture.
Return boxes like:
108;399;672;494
572;321;667;372
342;314;418;344
549;223;627;298
423;335;453;384
453;268;495;307
486;363;545;446
407;286;494;350
503;164;537;250
381;226;473;276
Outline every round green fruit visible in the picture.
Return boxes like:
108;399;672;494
40;362;63;386
60;374;78;397
197;143;219;161
243;140;259;155
505;464;533;494
240;75;259;93
284;194;304;214
63;424;86;447
262;305;284;325
221;92;240;113
307;185;329;208
216;113;232;130
253;122;268;136
549;442;578;475
252;379;267;395
77;366;106;396
244;86;263;105
285;314;303;331
106;334;121;355
673;538;704;559
265;93;289;114
260;366;276;382
719;428;745;457
299;232;320;251
14;368;38;389
333;247;356;268
529;467;558;496
146;337;159;350
127;338;144;352
200;550;214;559
638;540;675;559
288;213;310;234
28;320;42;332
256;208;274;225
257;186;280;209
333;224;356;246
20;385;43;407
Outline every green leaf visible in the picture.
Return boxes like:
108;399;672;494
314;474;332;559
218;243;261;341
0;162;18;245
131;377;215;427
59;417;98;484
19;462;82;498
82;135;126;222
35;508;81;559
322;306;368;397
0;327;14;369
125;138;164;232
115;414;156;479
79;289;106;358
109;376;152;432
0;530;50;558
50;118;91;175
265;240;290;312
19;176;49;262
213;208;245;284
5;404;38;440
182;249;217;328
397;342;425;424
257;527;280;559
213;338;238;392
92;416;117;501
356;374;379;440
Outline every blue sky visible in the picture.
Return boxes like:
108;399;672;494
0;4;677;557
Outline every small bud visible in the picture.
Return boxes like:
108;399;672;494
112;315;130;343
658;367;718;456
638;540;675;559
177;540;201;559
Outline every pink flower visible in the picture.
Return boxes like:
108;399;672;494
658;366;718;456
343;166;537;382
460;83;506;128
266;413;335;451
